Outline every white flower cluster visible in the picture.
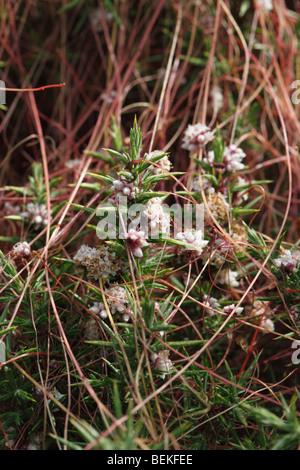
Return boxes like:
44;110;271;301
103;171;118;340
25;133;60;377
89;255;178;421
204;145;246;172
145;150;172;175
85;317;102;341
125;228;148;258
35;384;63;404
217;268;239;288
104;285;132;321
223;145;246;172
192;174;213;193
89;8;113;32
12;241;31;258
210;84;224;114
251;300;275;333
233;176;249;201
206;188;230;221
230;222;248;243
6;431;44;450
26;433;43;451
252;300;268;316
49;386;64;402
65;159;82;169
257;0;273;11
202;294;220;316
89;286;132;323
223;304;244;315
22;202;52;228
175;229;208;256
202;296;243;316
273;249;300;273
101;90;117;104
182;123;214;152
4;201;21;215
261;317;275;333
142;197;171;238
290;306;300;321
203;150;215;166
151;350;173;379
111;178;139;201
73;244;124;280
4;428;16;449
89;300;109;319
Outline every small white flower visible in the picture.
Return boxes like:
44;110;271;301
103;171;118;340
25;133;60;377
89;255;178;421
22;202;52;228
151;350;173;379
49;386;64;402
217;268;239;287
145;150;172;175
111;178;139;200
230;222;248;243
175;229;208;256
89;301;108;319
142;197;171;238
290;306;299;320
89;287;133;323
202;294;220;315
250;301;274;333
192;174;213;193
89;8;114;32
182;123;214;152
223;145;246;172
257;0;273;11
12;241;31;258
211;84;224;114
204;146;246;173
233;176;249;201
252;300;268;316
223;304;244;315
206;190;229;221
101;90;117;104
27;433;43;451
105;286;127;313
125;228;148;258
273;249;300;273
203;150;215;166
261;317;275;333
105;285;132;321
4;201;21;215
85;317;102;340
4;438;15;448
73;244;124;280
65;159;82;169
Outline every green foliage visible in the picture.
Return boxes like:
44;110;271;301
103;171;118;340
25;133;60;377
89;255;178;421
242;396;300;450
